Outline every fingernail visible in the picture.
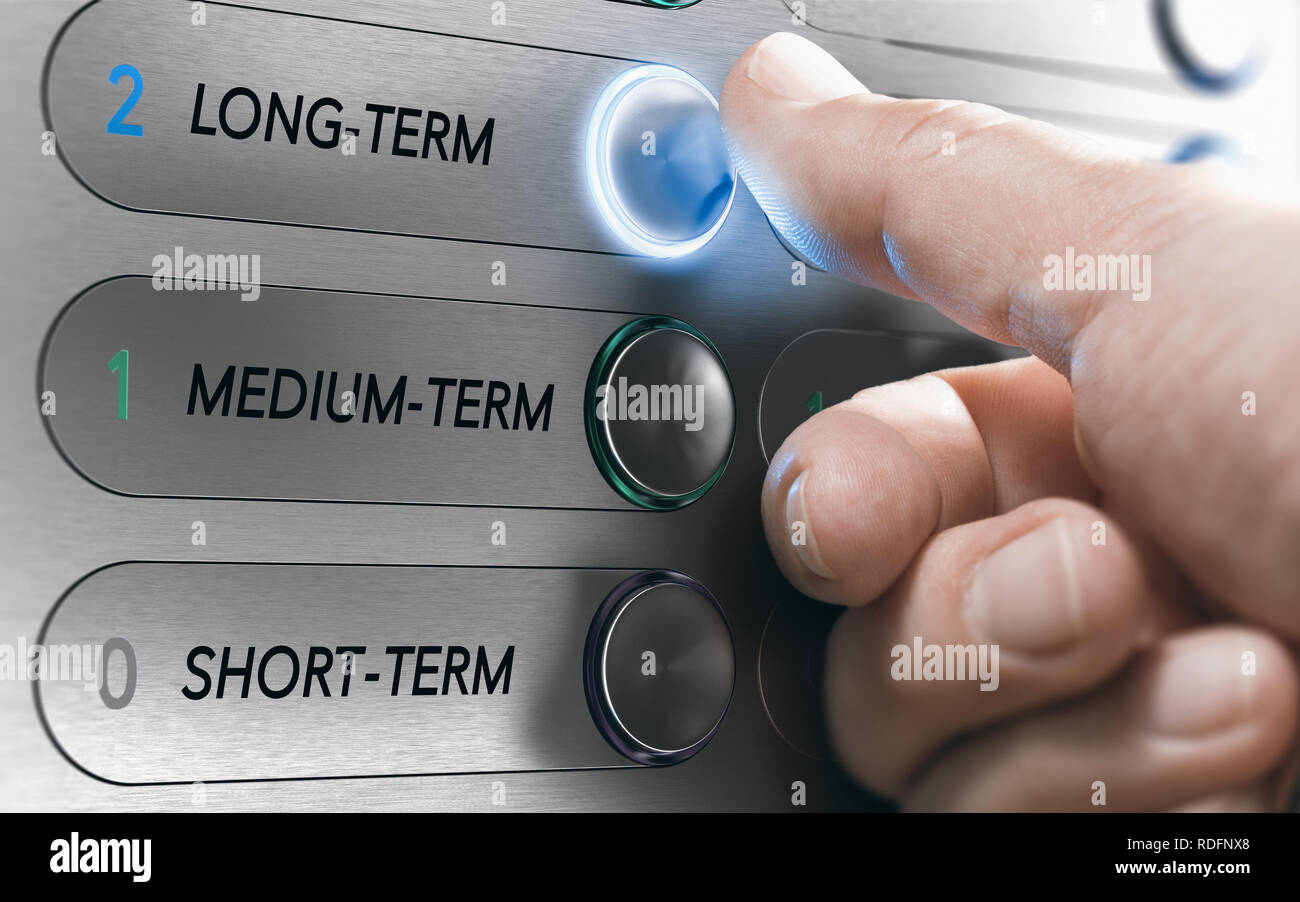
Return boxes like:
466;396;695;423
786;470;836;580
966;518;1086;652
746;32;869;103
1147;639;1254;737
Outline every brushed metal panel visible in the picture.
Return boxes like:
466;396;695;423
791;0;1175;73
0;0;948;814
42;278;643;508
3;0;1295;813
38;563;635;782
45;0;638;252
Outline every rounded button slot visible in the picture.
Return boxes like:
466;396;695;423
586;64;736;257
585;316;736;510
584;571;735;766
45;1;673;254
45;278;660;509
758;597;842;759
758;330;1021;464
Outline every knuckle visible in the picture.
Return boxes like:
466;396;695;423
884;98;1013;157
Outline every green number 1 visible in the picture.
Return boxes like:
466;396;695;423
107;349;129;420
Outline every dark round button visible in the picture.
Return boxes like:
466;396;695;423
584;571;735;765
585;316;735;510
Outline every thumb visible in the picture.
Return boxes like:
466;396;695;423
722;32;1300;636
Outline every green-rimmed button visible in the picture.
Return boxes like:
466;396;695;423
585;316;735;510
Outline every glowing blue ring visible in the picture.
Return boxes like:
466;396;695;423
1153;0;1265;93
586;64;736;258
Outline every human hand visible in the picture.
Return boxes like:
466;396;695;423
723;32;1300;811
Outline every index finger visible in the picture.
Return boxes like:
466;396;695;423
720;31;1214;374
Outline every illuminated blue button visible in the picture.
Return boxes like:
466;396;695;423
587;64;736;258
1166;134;1241;165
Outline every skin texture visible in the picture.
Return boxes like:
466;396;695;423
723;32;1300;812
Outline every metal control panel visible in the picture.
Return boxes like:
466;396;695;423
2;0;1296;812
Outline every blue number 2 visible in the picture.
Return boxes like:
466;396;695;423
106;64;143;136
